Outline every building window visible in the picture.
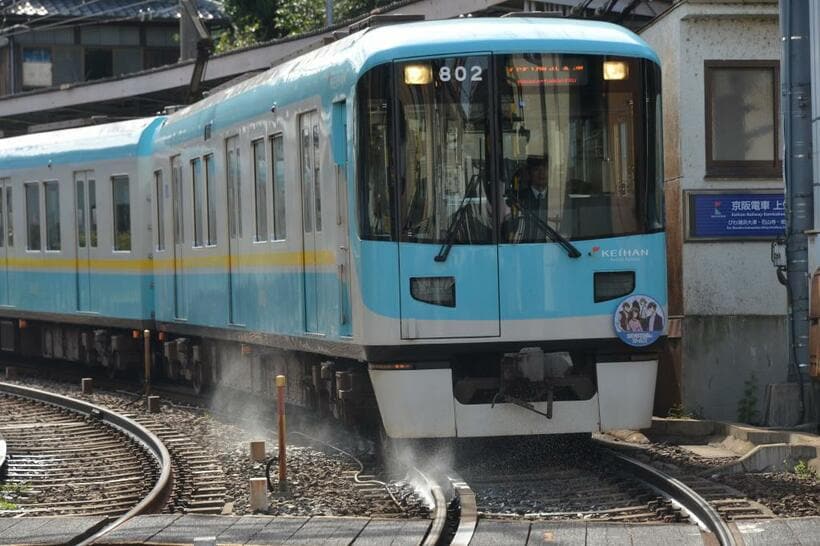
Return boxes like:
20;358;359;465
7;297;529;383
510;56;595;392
192;158;204;247
155;171;165;251
25;182;40;251
22;47;52;88
44;181;60;250
705;61;780;178
205;155;217;245
271;135;286;240
252;139;268;241
112;175;131;251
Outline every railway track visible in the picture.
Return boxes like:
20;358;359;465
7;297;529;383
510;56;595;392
0;382;173;544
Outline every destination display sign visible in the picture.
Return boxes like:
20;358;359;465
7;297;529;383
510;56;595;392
506;63;588;86
689;192;786;239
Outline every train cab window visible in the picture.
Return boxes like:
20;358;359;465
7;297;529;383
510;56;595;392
356;64;394;240
112;175;131;251
252;138;268;241
155;170;165;251
270;135;286;240
191;158;204;247
226;137;242;239
205;155;217;245
44;181;60;251
396;56;492;244
25;182;40;251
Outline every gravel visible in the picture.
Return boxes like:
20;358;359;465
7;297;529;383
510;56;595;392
3;376;430;518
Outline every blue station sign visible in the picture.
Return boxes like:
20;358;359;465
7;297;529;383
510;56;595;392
689;192;786;239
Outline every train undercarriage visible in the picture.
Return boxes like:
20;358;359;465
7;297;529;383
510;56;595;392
0;318;658;438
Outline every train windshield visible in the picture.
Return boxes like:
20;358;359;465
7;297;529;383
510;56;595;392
357;54;663;243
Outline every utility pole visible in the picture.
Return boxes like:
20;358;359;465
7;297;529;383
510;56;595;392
326;0;334;26
780;0;813;420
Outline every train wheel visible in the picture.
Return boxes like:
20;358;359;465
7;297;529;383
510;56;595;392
107;351;120;379
191;361;209;395
165;357;179;381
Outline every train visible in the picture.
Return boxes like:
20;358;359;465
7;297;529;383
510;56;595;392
0;15;666;438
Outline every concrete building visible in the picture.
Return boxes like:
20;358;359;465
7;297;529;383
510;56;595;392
640;0;788;422
0;0;227;96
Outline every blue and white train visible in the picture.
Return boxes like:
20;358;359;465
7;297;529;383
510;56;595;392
0;16;666;438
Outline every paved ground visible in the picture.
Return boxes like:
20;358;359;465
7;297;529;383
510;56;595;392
0;514;818;545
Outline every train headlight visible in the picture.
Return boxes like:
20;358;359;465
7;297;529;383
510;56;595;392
404;64;433;85
603;61;628;81
594;271;635;303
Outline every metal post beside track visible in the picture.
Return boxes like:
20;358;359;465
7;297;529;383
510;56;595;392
276;374;287;491
144;329;151;397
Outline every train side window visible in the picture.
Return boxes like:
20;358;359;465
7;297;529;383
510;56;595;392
171;156;183;244
191;158;204;247
0;178;6;248
25;182;41;251
252;138;268;241
155;170;165;251
205;154;217;246
226;136;242;239
112;175;131;251
44;181;60;251
270;134;286;240
88;178;97;247
6;185;13;247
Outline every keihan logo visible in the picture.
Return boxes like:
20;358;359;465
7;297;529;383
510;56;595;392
589;246;650;258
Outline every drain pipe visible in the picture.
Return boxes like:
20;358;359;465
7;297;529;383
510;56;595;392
781;0;812;420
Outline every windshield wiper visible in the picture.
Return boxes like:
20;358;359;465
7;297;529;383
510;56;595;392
435;174;481;262
504;192;582;258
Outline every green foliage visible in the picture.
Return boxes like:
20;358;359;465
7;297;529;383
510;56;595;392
793;459;818;480
0;482;29;510
736;372;758;424
667;403;697;419
274;0;395;37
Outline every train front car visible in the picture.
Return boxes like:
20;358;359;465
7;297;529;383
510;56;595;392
354;18;666;438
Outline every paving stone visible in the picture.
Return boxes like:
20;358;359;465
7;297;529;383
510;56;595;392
736;520;800;546
245;517;309;545
585;522;631;546
100;514;184;544
149;514;237;545
628;523;705;545
470;519;530;545
783;517;820;545
0;516;104;545
282;516;368;546
528;521;586;545
214;515;273;545
353;518;431;546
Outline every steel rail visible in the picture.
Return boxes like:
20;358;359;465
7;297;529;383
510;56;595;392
595;439;737;546
0;382;173;545
408;467;446;546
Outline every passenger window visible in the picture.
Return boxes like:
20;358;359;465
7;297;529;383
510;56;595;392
44;181;60;251
271;135;286;240
0;178;6;248
191;158;204;247
76;177;86;248
112;175;131;251
171;156;183;244
25;182;40;251
205;155;217;245
226;137;242;239
6;185;12;247
252;138;267;241
155;170;165;251
88;178;97;247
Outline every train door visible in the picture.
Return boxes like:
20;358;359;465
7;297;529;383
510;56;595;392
395;56;501;339
171;156;187;319
332;101;352;336
226;136;244;325
0;177;8;306
300;111;321;333
74;171;94;312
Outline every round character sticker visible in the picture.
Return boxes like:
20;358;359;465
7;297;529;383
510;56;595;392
613;294;664;347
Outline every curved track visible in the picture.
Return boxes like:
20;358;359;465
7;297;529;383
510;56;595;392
0;382;173;544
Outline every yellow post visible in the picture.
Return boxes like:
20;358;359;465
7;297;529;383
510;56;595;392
276;375;287;490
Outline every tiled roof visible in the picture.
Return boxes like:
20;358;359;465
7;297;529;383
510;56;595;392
0;0;227;22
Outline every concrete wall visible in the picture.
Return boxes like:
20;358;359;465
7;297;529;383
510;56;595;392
641;1;787;421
